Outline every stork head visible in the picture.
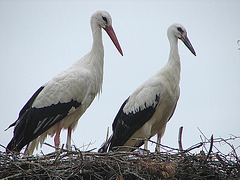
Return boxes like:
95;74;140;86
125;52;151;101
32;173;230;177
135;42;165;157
168;23;196;56
91;11;112;29
91;11;123;56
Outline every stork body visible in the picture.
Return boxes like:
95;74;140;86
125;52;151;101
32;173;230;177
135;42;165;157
6;10;123;155
99;23;196;152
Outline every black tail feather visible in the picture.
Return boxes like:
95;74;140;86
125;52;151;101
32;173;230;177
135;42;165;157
6;138;23;153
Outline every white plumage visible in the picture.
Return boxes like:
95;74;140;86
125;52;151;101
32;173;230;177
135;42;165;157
99;23;196;153
6;10;123;155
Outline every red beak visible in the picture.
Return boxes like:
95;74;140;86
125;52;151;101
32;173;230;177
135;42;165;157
103;25;123;56
180;35;196;56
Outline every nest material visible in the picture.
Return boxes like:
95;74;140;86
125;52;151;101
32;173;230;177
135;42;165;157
1;134;239;179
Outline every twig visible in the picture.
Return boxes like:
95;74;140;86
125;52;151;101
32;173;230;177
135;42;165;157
133;138;179;151
0;144;7;150
1;172;23;180
197;127;220;152
44;142;61;150
25;161;52;179
185;142;203;153
78;141;96;151
204;134;214;163
83;148;97;153
220;138;240;163
53;144;64;164
112;145;140;151
85;141;96;151
215;153;227;168
124;170;145;180
199;134;208;152
178;126;184;152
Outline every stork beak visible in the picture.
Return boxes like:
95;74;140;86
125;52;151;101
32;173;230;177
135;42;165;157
180;35;196;56
104;25;123;56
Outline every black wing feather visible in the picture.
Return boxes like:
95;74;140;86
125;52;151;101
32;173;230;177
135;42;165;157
5;86;45;130
109;94;160;151
7;87;81;152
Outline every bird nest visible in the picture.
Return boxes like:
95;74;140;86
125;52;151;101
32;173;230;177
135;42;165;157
1;133;239;179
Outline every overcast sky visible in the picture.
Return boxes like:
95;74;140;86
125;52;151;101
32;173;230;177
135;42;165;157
0;0;239;155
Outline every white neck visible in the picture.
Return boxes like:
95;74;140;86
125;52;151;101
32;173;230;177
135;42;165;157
90;22;104;58
88;21;104;95
164;34;181;85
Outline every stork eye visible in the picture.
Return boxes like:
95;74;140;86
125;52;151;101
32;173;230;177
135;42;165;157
177;27;183;33
102;16;108;24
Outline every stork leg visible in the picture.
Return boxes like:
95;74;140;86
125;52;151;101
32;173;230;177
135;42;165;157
54;124;62;150
144;140;148;150
66;127;72;150
155;132;161;153
138;140;148;155
140;139;150;154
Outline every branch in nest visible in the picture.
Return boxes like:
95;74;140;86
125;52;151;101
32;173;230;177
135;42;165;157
132;138;179;152
220;137;240;163
204;134;214;164
178;126;184;152
184;142;203;153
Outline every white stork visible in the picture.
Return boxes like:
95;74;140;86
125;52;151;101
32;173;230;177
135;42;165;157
99;23;196;153
6;10;123;155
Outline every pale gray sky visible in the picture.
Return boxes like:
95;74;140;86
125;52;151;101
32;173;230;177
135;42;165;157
0;0;240;155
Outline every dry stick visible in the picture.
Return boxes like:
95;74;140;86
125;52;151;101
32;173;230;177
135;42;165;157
133;138;179;151
1;172;23;180
124;170;145;180
199;134;208;152
7;158;51;179
210;136;240;143
220;138;240;163
53;144;64;164
178;126;184;152
0;144;7;150
78;141;96;150
134;137;202;154
44;142;61;150
184;142;203;153
44;142;73;154
197;127;221;152
215;153;227;168
204;134;214;164
116;160;123;178
0;144;17;155
74;145;83;161
84;148;97;153
112;145;140;151
82;141;95;151
92;150;145;158
26;161;52;180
